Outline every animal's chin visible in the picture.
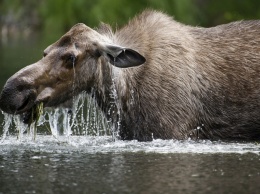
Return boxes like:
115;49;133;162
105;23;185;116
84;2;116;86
21;97;74;124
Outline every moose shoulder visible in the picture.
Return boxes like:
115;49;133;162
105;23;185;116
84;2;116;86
0;10;260;141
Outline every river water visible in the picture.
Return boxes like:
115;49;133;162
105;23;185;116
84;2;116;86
1;38;260;194
0;136;260;194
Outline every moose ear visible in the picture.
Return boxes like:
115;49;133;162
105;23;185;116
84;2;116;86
102;45;146;68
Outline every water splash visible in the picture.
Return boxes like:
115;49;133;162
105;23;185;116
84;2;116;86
13;115;27;140
1;100;260;155
1;113;12;141
0;92;112;142
1;135;260;154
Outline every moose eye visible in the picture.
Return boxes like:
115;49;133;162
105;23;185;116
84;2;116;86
63;54;77;68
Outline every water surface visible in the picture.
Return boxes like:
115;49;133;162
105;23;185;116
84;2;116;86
0;136;260;194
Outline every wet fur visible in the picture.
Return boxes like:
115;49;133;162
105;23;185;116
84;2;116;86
94;10;260;141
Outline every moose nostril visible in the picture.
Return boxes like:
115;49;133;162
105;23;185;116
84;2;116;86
15;89;37;113
17;84;29;92
0;83;36;114
0;63;39;114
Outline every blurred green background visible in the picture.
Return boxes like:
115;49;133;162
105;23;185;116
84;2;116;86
0;0;260;89
1;0;260;42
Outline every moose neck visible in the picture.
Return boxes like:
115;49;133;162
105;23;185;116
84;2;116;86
89;57;141;140
91;58;122;128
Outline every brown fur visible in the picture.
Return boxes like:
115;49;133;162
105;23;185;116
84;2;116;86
1;10;260;141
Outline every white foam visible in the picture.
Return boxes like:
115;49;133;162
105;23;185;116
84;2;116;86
0;135;259;154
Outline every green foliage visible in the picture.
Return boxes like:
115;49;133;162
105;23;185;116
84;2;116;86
1;0;260;40
195;0;260;26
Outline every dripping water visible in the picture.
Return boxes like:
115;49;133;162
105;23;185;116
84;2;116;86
110;66;121;141
71;56;77;117
1;113;12;142
0;113;28;142
13;115;27;140
0;91;112;141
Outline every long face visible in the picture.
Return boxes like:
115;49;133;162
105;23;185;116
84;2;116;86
0;23;145;116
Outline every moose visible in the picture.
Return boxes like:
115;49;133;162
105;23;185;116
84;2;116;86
1;10;260;141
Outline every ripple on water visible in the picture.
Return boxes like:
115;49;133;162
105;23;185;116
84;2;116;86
0;135;259;154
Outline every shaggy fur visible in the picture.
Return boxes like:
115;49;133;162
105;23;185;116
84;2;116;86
1;10;260;141
96;10;260;140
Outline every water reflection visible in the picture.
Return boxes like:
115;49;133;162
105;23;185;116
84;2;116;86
0;136;260;193
0;150;260;194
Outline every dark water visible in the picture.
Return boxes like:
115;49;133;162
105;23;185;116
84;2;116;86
0;136;260;194
0;149;260;194
1;36;260;194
